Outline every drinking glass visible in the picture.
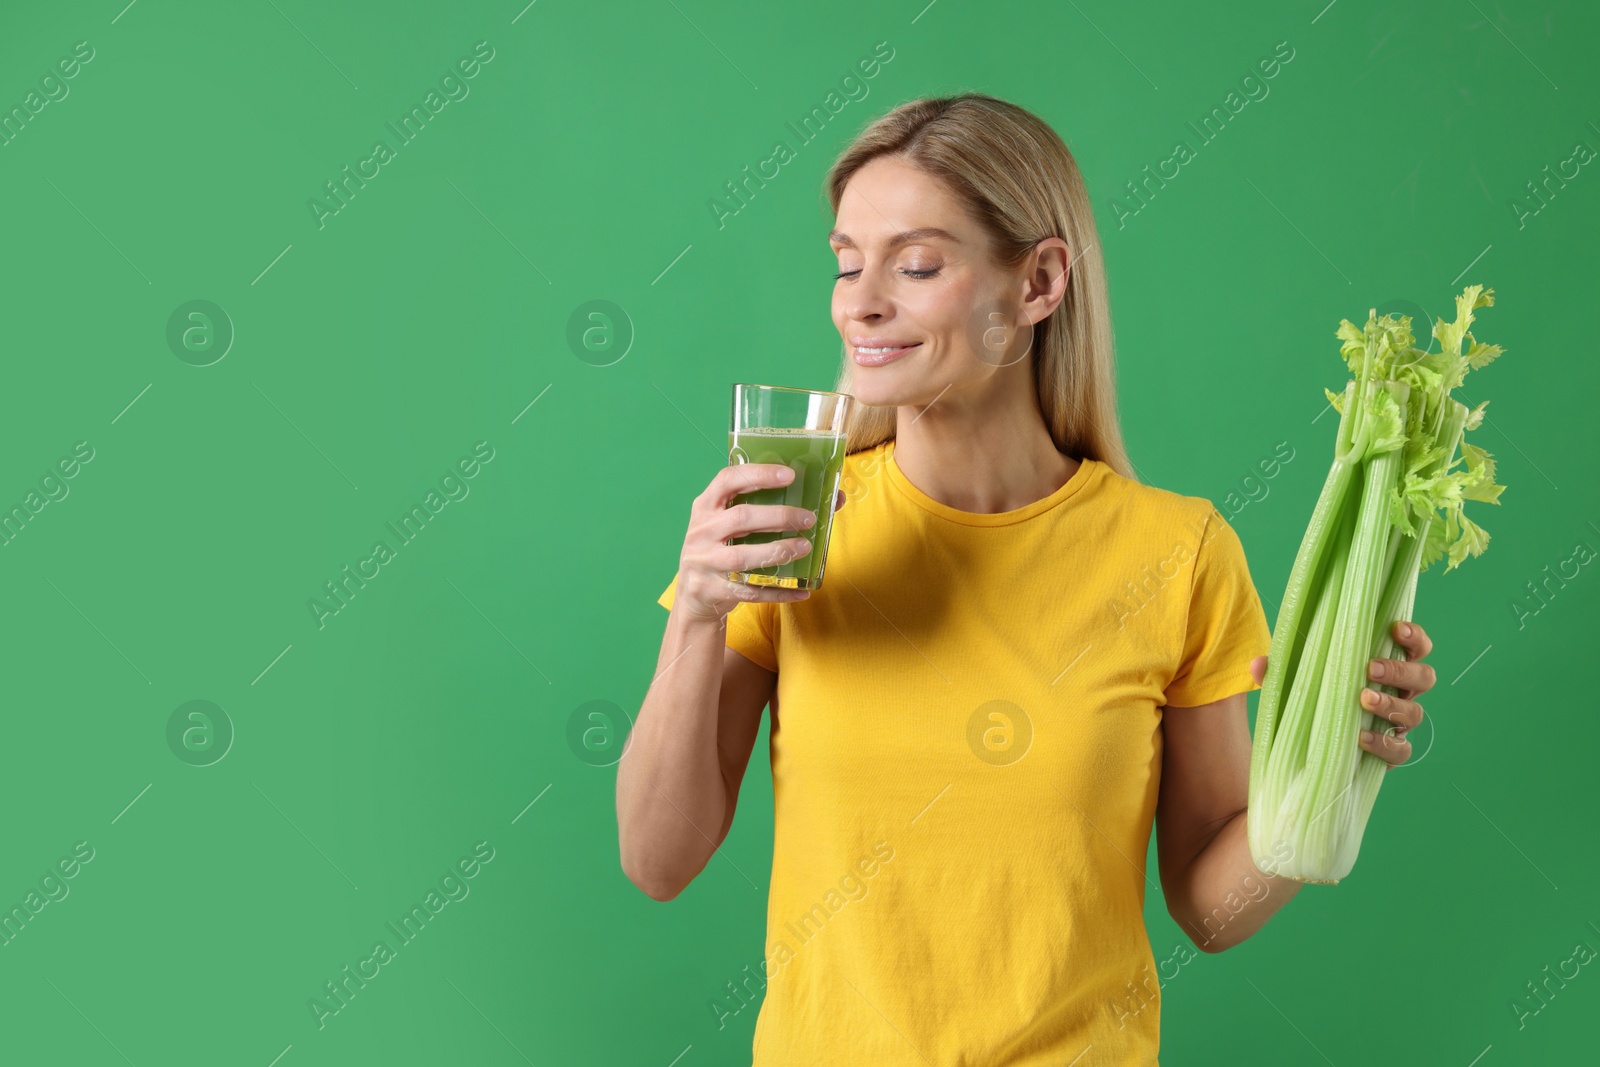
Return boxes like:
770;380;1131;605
726;384;853;590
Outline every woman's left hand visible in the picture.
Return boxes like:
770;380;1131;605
1248;620;1436;769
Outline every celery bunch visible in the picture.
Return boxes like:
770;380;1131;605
1246;285;1507;884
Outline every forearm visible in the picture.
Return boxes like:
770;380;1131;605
615;608;731;899
1168;810;1303;953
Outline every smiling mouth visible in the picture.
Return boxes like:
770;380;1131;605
852;342;921;366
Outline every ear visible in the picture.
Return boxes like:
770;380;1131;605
1018;238;1072;328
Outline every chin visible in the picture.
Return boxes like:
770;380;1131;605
847;371;917;410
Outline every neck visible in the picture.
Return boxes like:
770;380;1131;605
891;377;1080;514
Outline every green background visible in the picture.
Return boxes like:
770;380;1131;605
0;0;1593;1064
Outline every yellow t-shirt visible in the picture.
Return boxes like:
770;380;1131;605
656;438;1272;1066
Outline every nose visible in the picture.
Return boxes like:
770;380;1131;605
841;268;892;324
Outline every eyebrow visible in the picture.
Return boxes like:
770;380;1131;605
828;227;960;248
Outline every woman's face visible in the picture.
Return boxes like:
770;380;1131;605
830;155;1031;411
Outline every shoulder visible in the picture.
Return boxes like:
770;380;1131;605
1091;461;1222;542
1088;465;1254;586
844;440;892;472
839;440;893;501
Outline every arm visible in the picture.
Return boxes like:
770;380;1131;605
615;609;775;902
1156;621;1437;952
616;462;821;901
1156;689;1299;954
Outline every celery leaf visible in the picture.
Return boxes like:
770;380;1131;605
1364;389;1407;457
1464;400;1489;431
1446;514;1491;570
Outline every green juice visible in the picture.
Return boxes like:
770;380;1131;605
728;427;847;588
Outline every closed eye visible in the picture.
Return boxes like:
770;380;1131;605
833;268;941;280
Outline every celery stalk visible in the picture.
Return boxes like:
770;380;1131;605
1332;399;1469;877
1259;381;1409;882
1247;287;1506;884
1246;382;1361;803
1253;498;1355;863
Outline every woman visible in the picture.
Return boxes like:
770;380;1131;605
618;93;1436;1065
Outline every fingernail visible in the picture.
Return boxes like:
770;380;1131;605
1370;660;1386;679
1399;622;1413;639
1360;688;1377;707
1361;730;1375;744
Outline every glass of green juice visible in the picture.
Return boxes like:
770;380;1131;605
726;383;853;591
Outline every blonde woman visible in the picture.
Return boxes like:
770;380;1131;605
618;93;1437;1065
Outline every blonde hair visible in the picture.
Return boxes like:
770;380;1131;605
824;93;1136;481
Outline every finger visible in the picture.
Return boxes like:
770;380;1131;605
1249;655;1266;688
1390;620;1434;663
1360;687;1424;731
723;575;810;603
1367;656;1437;699
717;503;817;540
721;587;811;609
1360;724;1412;767
704;463;795;508
717;536;813;574
835;487;846;512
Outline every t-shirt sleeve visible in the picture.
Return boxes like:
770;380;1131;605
657;572;780;673
1163;506;1274;708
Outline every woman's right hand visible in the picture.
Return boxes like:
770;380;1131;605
674;463;842;623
